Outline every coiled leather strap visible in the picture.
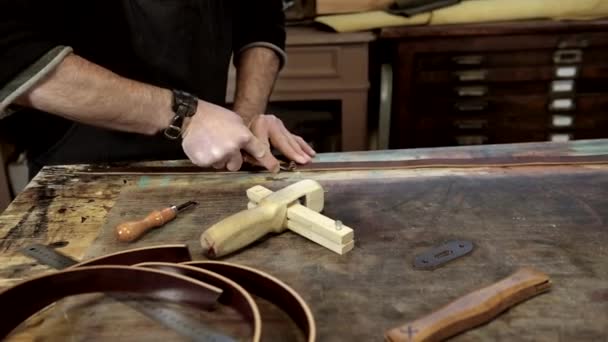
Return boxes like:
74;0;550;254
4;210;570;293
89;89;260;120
0;244;316;341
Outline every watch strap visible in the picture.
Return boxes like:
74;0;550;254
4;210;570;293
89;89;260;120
164;89;198;140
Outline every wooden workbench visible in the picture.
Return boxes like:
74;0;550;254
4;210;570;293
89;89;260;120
1;140;607;341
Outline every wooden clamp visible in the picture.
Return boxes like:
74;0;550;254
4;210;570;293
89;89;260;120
200;180;354;258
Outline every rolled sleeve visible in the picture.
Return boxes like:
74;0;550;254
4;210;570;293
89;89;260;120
0;46;73;118
232;0;287;68
0;1;69;117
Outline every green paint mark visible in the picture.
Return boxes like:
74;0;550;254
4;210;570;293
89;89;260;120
160;176;171;187
137;176;150;188
570;140;608;156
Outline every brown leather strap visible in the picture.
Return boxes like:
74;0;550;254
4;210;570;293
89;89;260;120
186;261;317;342
5;245;316;341
71;244;192;267
78;154;608;174
138;262;262;342
0;265;222;339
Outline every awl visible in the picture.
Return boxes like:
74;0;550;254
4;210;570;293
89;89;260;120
115;201;197;242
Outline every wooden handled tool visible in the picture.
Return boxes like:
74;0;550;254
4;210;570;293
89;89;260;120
115;201;197;242
200;180;354;258
385;267;551;342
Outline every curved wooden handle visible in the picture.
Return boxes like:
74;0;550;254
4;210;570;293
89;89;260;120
385;267;551;342
115;207;177;242
200;204;286;258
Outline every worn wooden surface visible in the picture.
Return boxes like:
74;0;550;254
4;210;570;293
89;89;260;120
1;140;608;341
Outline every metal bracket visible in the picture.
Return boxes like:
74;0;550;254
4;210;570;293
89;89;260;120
414;240;474;270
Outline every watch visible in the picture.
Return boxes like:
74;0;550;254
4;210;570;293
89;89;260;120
164;89;198;140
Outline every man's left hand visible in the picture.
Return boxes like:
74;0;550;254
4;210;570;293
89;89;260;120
247;114;316;169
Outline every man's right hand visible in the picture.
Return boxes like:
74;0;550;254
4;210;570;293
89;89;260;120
181;100;279;172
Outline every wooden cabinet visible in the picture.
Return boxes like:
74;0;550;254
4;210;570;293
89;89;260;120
381;20;608;148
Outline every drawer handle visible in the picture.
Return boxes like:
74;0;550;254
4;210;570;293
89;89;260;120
454;70;487;82
552;115;573;127
455;86;488;97
549;133;572;142
554;49;582;64
452;55;485;66
456;135;488;145
549;98;575;111
454;101;488;112
558;37;589;49
555;66;578;79
550;80;575;93
453;119;487;129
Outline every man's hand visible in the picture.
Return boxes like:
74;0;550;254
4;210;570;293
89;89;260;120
181;101;279;172
248;114;316;166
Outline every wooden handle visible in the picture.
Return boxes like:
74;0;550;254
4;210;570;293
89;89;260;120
200;204;287;258
385;267;551;342
115;207;177;242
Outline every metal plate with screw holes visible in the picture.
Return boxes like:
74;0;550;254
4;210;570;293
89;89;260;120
413;240;474;270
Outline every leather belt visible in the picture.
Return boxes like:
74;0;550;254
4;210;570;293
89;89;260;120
1;244;316;341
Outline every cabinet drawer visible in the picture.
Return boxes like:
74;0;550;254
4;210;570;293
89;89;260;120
414;95;608;117
549;112;608;130
227;42;369;102
417;48;608;70
413;95;549;117
416;65;608;84
415;79;608;98
416;114;548;131
273;44;369;94
411;127;548;147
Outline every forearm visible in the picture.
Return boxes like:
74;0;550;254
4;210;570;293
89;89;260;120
232;47;280;125
15;53;173;135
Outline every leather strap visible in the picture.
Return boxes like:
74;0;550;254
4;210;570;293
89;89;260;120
138;262;262;341
3;245;316;341
186;261;317;342
70;244;192;267
79;154;608;174
0;265;222;339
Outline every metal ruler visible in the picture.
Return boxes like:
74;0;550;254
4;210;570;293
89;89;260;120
20;244;235;342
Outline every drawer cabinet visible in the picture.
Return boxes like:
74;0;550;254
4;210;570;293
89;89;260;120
381;20;608;148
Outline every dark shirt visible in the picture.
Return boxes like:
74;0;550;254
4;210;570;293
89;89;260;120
0;0;285;176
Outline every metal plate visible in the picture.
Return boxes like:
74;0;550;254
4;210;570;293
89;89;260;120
20;243;78;269
413;240;474;270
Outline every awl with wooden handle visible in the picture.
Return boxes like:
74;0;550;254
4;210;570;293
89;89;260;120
385;267;551;342
200;180;354;258
115;201;197;242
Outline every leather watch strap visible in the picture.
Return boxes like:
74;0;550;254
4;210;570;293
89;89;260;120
165;89;198;140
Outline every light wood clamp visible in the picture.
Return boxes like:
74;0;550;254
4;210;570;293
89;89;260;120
201;180;355;258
